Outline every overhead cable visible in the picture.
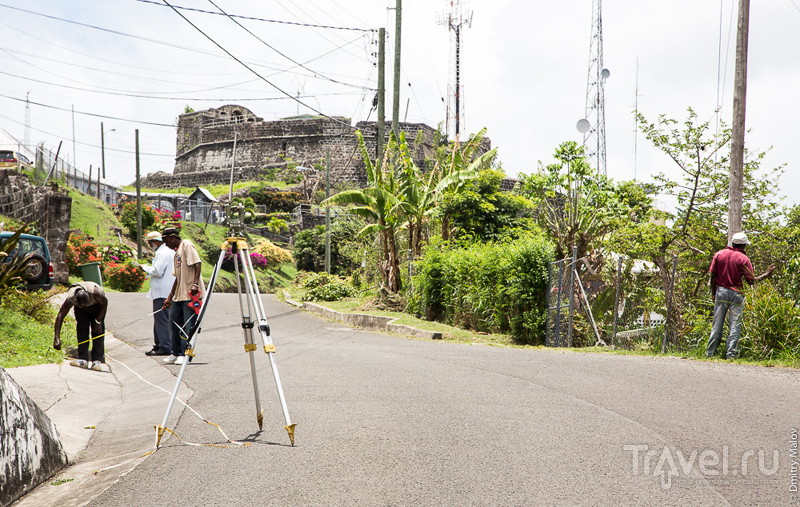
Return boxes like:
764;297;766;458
135;0;373;32
158;0;355;129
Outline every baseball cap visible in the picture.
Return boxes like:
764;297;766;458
161;227;180;238
731;232;750;245
146;231;163;242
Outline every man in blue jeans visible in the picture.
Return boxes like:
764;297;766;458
160;227;205;366
707;232;775;359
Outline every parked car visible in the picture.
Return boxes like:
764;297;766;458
0;150;34;172
0;231;54;291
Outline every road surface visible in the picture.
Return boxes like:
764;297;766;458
93;292;798;506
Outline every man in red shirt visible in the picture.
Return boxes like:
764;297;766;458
707;232;775;359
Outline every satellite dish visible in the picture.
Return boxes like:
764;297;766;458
601;68;610;80
576;119;591;133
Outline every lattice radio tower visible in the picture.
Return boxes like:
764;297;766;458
576;0;609;175
437;0;473;139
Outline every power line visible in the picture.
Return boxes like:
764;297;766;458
206;0;374;91
158;0;356;129
135;0;374;32
0;92;175;127
0;3;224;58
0;111;173;157
0;68;361;102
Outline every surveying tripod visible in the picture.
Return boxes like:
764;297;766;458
156;203;296;447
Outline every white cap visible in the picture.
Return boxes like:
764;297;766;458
145;231;163;242
731;232;750;246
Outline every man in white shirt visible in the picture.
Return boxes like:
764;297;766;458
138;231;176;356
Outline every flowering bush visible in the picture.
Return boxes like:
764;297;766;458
250;252;268;269
252;240;293;269
152;208;182;233
105;261;147;292
66;233;102;277
99;244;134;263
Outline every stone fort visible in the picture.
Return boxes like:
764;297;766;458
142;105;466;189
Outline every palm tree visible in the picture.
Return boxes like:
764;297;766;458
434;129;497;241
323;131;403;293
394;130;495;256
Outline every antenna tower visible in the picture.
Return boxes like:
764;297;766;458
580;0;609;175
437;0;472;139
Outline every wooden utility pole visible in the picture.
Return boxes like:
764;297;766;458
135;129;143;259
88;165;93;196
101;122;106;179
729;0;750;244
325;148;331;274
377;27;386;168
96;163;101;200
392;0;402;138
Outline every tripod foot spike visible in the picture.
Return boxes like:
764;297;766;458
155;425;165;448
257;410;264;430
285;424;296;446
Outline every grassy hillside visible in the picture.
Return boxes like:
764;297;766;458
68;188;124;243
122;180;294;198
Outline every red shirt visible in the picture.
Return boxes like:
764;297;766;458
709;247;755;292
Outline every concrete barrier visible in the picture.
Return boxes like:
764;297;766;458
0;367;67;507
302;302;442;340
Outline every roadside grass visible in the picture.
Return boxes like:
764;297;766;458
573;344;800;369
280;286;518;347
0;307;76;368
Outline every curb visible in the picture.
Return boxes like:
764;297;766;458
300;301;442;340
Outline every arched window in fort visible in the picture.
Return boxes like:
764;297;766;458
281;141;287;157
232;110;244;123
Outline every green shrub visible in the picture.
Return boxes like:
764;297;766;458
119;203;156;240
740;283;800;360
249;186;302;212
409;233;554;344
298;272;357;302
0;287;57;325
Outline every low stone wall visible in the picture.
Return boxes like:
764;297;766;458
0;367;67;507
0;170;72;284
302;302;442;340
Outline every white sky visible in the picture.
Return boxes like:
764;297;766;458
0;0;797;208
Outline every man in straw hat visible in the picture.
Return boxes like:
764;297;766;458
135;230;176;356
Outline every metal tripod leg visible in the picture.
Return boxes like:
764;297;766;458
156;251;224;448
239;248;295;445
233;247;265;430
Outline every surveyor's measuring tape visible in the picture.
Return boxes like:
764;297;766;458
74;308;164;346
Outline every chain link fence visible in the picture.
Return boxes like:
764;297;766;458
546;249;680;351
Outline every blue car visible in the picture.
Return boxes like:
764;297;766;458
0;231;54;291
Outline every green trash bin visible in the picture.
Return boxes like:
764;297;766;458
78;261;103;286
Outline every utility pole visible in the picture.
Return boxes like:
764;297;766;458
325;148;331;274
88;165;93;196
729;0;750;244
392;0;402;139
97;163;101;200
136;129;142;259
377;27;386;168
101;122;106;179
72;105;77;174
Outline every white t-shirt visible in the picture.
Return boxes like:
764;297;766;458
142;243;176;300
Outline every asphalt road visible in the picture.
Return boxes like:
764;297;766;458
94;292;800;507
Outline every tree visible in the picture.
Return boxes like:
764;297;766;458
610;108;784;340
323;131;403;292
394;129;490;255
519;141;651;264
